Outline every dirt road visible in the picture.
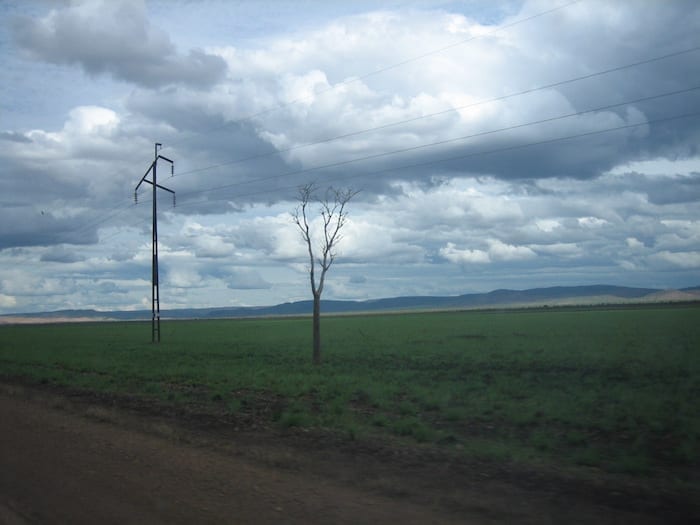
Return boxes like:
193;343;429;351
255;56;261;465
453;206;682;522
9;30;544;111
0;384;693;524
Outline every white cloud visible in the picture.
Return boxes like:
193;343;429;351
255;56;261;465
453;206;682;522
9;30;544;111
440;243;490;264
608;157;700;178
626;237;645;250
166;268;204;289
652;251;700;269
577;217;609;228
178;221;235;259
488;239;537;261
535;219;560;233
439;239;534;265
342;218;425;263
64;106;119;135
0;294;17;308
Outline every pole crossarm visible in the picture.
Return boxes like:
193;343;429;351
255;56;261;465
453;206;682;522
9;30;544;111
139;179;176;194
134;162;156;192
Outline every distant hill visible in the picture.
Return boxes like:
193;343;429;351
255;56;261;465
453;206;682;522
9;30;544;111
1;284;698;324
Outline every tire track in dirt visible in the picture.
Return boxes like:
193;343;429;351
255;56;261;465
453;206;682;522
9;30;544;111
1;383;693;524
0;393;472;524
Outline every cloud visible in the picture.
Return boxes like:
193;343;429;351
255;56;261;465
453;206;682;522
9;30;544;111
179;3;699;195
164;267;204;289
177;221;235;259
531;243;583;258
226;269;271;290
70;1;700;215
626;237;645;250
651;251;700;269
0;294;17;309
0;131;32;143
440;243;490;264
1;1;700;314
13;0;226;89
40;246;85;263
97;281;128;295
440;239;536;265
488;239;537;261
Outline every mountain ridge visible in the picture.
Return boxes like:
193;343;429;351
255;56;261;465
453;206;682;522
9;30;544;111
2;285;699;323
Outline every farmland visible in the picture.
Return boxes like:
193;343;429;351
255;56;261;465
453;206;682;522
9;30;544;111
1;305;698;487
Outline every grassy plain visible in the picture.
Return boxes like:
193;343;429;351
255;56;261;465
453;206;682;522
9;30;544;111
1;305;698;481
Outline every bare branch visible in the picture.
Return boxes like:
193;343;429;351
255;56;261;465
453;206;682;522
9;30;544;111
293;183;318;295
292;184;357;364
293;184;358;295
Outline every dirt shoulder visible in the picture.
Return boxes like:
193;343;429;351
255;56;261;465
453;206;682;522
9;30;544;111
0;381;696;524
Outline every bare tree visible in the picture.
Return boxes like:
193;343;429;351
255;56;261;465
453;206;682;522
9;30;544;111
293;183;357;365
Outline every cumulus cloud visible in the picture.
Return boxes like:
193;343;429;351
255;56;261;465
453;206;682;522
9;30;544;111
440;243;490;264
13;0;226;89
440;239;536;265
0;294;17;309
651;251;700;269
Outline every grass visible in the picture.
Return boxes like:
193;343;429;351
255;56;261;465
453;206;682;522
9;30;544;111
1;305;699;480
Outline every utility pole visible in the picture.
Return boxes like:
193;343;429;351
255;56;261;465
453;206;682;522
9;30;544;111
135;143;175;343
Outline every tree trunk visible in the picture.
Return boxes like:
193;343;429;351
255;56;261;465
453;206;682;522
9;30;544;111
312;293;321;365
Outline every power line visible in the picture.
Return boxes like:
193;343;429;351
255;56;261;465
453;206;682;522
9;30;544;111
157;0;584;155
170;109;700;212
174;86;700;201
53;23;699;242
39;0;583;209
172;44;700;181
90;0;573;237
90;84;700;236
18;1;605;242
56;54;700;242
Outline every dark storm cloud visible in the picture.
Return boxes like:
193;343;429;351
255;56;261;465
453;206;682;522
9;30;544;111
0;207;98;250
125;88;304;212
637;173;700;206
13;0;226;89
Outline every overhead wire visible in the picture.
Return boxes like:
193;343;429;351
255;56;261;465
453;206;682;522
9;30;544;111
157;0;585;155
50;2;699;245
170;108;700;212
172;86;700;202
56;0;587;242
171;44;700;181
76;71;700;244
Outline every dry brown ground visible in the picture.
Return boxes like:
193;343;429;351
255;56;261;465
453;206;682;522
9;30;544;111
0;381;696;524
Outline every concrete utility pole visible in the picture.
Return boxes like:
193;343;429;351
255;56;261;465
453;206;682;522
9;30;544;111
134;143;175;343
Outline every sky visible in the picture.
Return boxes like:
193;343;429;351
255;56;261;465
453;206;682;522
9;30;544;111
1;0;699;314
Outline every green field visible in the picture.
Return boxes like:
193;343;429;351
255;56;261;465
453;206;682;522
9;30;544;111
1;306;698;481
